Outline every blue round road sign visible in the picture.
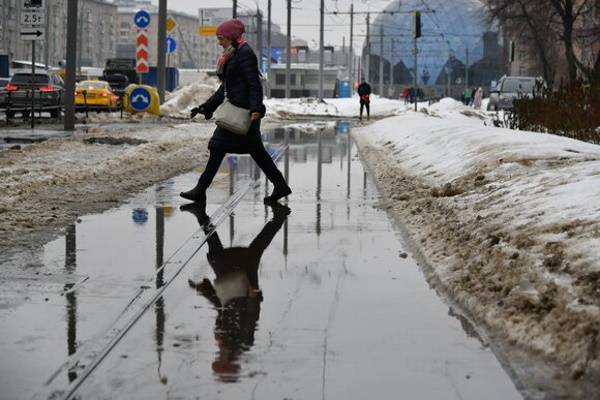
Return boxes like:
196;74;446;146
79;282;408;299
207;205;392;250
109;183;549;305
129;87;151;112
166;37;177;54
134;10;151;29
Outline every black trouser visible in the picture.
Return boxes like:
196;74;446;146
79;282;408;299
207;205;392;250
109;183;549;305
360;101;370;118
198;147;285;188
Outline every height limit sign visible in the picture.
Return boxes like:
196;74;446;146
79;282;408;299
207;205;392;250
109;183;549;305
21;0;46;41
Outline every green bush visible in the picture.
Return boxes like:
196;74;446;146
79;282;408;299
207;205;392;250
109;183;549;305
494;80;600;143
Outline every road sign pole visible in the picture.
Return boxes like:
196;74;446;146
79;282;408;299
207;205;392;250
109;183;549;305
31;44;35;129
157;0;167;104
134;10;150;86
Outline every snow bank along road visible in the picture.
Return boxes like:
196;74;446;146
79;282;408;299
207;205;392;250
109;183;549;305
352;105;600;398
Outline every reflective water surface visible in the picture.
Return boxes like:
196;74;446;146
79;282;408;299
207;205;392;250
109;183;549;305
0;121;523;400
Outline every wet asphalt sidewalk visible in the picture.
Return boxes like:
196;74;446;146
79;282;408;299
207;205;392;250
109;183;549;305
0;121;523;400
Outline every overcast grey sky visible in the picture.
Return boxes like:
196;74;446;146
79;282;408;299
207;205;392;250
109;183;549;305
153;0;394;49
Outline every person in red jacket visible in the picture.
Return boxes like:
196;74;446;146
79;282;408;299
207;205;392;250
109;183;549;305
182;19;291;204
357;77;372;121
401;86;410;105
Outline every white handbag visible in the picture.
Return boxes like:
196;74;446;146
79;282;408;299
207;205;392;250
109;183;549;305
215;98;252;135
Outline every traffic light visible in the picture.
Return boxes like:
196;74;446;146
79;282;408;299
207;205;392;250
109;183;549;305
413;11;421;38
509;40;515;63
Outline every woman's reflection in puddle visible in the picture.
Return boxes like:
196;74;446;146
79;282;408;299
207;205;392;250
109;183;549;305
182;202;290;382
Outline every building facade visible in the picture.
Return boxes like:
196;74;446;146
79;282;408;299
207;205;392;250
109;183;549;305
0;0;202;71
0;0;118;69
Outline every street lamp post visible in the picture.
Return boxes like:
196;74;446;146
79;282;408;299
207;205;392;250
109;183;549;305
349;3;354;88
285;0;291;98
318;0;324;100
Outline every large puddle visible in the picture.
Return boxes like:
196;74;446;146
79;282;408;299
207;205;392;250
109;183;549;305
0;121;524;400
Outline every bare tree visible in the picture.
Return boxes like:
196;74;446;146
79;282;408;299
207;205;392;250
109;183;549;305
487;0;557;82
487;0;600;85
549;0;600;83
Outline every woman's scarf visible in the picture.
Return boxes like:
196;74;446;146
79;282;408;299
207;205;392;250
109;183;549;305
216;37;247;78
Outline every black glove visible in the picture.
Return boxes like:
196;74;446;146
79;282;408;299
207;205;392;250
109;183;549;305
190;106;204;119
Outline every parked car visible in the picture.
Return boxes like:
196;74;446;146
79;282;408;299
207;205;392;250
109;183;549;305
75;80;120;111
487;75;545;111
1;69;65;118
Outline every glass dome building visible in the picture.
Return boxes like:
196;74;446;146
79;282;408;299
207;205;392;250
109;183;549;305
363;0;508;97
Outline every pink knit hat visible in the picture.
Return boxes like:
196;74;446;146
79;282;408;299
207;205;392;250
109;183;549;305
216;19;245;40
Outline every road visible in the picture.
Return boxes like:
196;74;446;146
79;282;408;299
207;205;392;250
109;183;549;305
0;120;523;400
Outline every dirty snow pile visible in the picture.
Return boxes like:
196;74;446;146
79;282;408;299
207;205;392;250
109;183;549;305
160;74;220;119
351;98;600;384
159;71;405;121
0;122;213;247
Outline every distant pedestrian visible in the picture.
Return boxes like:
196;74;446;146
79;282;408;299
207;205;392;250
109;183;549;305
402;86;410;105
469;86;477;106
358;77;371;121
473;87;483;109
463;87;471;105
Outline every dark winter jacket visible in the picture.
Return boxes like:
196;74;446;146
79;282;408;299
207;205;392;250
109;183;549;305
358;82;371;96
200;43;266;154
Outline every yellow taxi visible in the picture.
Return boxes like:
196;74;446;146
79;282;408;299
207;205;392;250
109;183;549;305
75;80;120;111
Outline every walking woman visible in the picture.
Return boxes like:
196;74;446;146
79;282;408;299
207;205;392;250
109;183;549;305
181;19;291;204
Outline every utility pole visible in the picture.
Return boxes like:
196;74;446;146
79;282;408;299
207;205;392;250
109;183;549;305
285;0;291;98
365;12;370;83
77;5;83;73
157;0;166;103
64;0;78;131
465;46;469;89
233;0;237;18
413;37;418;111
318;0;324;100
332;8;405;91
413;10;422;112
349;3;354;88
379;24;384;96
330;8;433;104
44;5;50;67
390;37;395;97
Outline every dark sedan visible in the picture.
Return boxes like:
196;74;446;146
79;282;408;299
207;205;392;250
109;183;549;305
1;70;65;118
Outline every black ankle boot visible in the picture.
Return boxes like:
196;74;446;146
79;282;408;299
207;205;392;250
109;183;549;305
180;183;207;203
264;182;292;203
268;202;291;222
179;203;210;226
